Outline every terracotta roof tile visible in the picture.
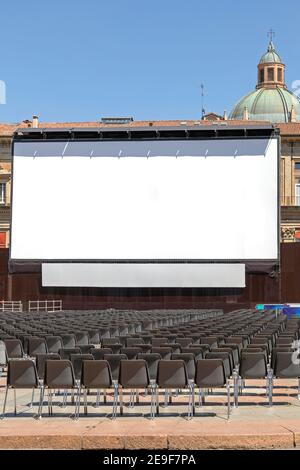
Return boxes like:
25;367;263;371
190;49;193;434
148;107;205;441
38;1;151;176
1;119;299;136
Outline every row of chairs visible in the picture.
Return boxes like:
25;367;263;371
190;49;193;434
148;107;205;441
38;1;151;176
1;357;230;420
2;350;300;420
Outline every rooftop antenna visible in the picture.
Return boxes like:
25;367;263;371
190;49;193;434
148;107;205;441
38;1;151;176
201;83;205;120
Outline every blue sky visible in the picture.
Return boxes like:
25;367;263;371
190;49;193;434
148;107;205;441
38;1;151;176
0;0;300;123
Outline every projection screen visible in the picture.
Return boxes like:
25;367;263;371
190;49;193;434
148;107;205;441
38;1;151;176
10;136;279;263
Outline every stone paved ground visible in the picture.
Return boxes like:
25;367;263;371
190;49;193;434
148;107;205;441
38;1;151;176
1;375;300;450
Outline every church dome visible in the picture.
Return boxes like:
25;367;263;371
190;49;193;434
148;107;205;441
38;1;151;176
230;87;300;122
230;39;300;123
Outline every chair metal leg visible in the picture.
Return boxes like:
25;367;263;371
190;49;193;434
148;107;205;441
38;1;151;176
267;371;273;407
84;389;88;415
14;389;17;415
226;380;231;420
103;389;107;404
36;386;44;419
74;386;81;420
156;387;159;416
201;389;205;405
164;389;168;407
62;389;67;408
129;390;134;408
112;384;118;419
187;384;194;420
233;371;239;408
150;385;156;420
1;387;9;419
47;390;52;416
298;377;300;401
120;388;124;415
96;390;100;407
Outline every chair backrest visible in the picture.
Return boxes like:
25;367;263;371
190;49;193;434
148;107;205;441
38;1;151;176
274;352;300;378
181;347;204;361
171;353;195;380
102;337;119;346
0;340;8;366
74;332;89;346
271;347;293;370
195;359;226;388
35;353;60;379
91;348;113;359
58;347;81;360
151;347;172;359
61;334;77;349
28;337;48;356
120;347;142;359
81;360;112;389
4;339;24;358
7;359;39;388
119;359;150;388
157;360;188;389
239;352;268;379
225;336;246;348
45;336;63;353
88;330;100;344
45;359;76;389
126;337;144;347
276;337;294;347
219;344;240;367
205;352;232;378
79;345;95;354
151;337;168;347
103;353;128;381
70;353;94;380
176;338;193;348
200;337;218;348
160;343;181;353
137;353;161;380
132;343;152;353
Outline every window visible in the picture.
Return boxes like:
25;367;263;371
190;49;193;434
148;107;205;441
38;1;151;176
259;69;264;83
0;183;5;204
267;67;274;81
277;68;283;82
295;162;300;170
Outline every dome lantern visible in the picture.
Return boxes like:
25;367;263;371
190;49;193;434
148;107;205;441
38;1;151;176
257;40;285;89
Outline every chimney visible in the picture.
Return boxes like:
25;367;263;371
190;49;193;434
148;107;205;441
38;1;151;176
32;115;39;128
223;110;228;120
243;107;249;120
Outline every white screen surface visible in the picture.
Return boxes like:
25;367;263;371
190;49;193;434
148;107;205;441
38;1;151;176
11;138;278;260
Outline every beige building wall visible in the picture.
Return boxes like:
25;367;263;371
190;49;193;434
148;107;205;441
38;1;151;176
0;137;11;247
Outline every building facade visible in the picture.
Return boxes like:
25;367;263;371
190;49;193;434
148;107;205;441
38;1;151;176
1;41;300;245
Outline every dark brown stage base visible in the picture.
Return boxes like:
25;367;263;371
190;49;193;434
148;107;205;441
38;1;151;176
0;244;299;310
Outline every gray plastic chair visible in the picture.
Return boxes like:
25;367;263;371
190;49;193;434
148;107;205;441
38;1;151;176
195;359;231;419
1;359;42;419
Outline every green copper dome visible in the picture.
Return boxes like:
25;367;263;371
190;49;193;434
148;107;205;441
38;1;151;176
230;87;300;122
259;41;282;64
